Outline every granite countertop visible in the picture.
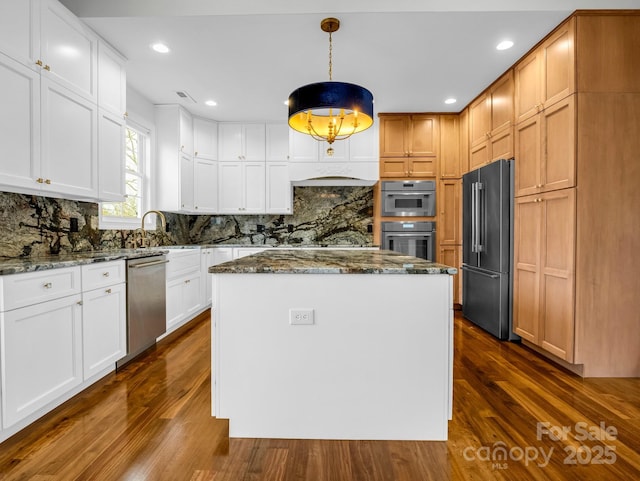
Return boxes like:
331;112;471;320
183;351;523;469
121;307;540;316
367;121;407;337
209;249;457;275
0;249;167;275
201;244;378;249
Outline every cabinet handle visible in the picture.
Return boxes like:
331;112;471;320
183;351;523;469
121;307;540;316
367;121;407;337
537;184;543;188
102;272;110;277
37;178;44;183
45;179;51;184
43;282;52;289
36;59;43;67
77;300;83;306
105;288;112;294
185;279;190;284
44;64;50;71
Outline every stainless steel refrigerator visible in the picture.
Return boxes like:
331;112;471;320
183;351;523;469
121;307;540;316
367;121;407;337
462;158;518;340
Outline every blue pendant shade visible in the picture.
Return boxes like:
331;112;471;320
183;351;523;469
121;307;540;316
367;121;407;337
287;81;374;144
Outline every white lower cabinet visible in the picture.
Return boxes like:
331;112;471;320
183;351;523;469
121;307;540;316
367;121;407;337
0;260;126;439
165;249;203;333
200;248;214;307
1;294;83;429
81;280;126;380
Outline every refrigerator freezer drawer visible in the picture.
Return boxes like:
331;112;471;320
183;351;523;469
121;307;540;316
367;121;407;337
461;265;515;340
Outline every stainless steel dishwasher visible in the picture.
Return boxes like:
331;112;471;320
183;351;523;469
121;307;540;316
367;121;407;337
116;255;168;368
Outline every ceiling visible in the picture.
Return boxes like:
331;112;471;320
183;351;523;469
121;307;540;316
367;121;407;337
60;0;640;122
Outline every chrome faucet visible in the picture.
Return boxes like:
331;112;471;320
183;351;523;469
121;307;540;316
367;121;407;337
140;210;166;247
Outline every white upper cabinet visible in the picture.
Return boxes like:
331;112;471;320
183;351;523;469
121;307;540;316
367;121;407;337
218;161;266;214
40;0;97;102
40;77;98;199
179;108;193;155
194;158;218;212
0;53;41;192
0;0;39;67
265;123;289;161
266;161;292;214
179;154;195;211
219;123;265;161
348;124;379;162
98;108;125;201
289;130;318;162
193;117;218;160
97;40;126;117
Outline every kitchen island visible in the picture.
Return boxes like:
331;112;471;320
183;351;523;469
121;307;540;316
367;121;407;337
210;249;456;440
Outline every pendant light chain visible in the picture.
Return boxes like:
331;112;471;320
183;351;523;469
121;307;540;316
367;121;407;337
328;31;333;81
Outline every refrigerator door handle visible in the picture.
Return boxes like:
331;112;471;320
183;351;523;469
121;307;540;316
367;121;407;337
471;182;477;253
461;265;499;279
476;182;484;253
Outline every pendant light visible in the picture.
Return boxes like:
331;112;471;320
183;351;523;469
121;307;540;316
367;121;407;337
287;17;374;156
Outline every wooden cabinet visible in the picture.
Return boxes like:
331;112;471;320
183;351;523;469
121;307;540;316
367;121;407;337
514;95;575;197
515;17;575;124
379;114;438;178
513;189;576;362
219;123;265;161
266;161;292;214
439;115;461;178
80;261;126;380
468;70;514;170
437;179;461;246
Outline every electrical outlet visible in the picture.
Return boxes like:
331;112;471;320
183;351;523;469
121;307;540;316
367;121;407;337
289;308;314;325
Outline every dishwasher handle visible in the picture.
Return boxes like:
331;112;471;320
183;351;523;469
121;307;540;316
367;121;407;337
129;259;169;268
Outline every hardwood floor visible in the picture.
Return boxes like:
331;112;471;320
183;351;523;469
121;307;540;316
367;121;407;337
0;310;638;480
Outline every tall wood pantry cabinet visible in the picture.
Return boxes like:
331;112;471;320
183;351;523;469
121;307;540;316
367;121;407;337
512;12;640;377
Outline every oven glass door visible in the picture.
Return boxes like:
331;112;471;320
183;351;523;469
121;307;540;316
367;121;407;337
384;233;434;261
382;192;434;217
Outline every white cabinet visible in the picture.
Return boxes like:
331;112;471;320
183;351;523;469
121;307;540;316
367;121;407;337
0;52;41;192
200;248;214;307
97;40;126;117
266;123;289;161
40;0;97;102
98;108;126;201
219;123;265;161
218;161;266;214
1;293;83;429
266;162;292;214
0;266;83;429
348;124;379;162
156;105;197;212
193;117;218;160
212;247;234;265
165;249;203;333
41;77;98;199
80;261;126;380
194;158;218;212
0;0;39;68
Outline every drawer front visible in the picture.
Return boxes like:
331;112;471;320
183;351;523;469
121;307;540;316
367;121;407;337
81;260;126;291
0;267;82;312
166;250;200;279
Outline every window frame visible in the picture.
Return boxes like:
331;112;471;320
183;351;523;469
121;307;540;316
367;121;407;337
99;117;154;231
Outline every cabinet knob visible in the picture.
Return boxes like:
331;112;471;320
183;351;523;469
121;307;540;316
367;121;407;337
185;279;190;284
36;59;43;67
77;301;83;306
45;179;51;184
537;184;543;188
102;272;110;277
43;282;52;289
37;177;44;184
105;288;112;294
44;64;51;71
124;111;129;118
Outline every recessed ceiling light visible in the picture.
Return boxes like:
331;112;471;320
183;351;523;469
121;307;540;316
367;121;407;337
151;43;170;53
444;98;457;105
205;100;217;107
496;40;514;51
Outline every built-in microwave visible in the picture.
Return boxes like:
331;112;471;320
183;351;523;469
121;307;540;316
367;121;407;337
381;180;436;217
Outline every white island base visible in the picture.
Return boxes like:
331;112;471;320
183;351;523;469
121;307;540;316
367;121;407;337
212;272;453;441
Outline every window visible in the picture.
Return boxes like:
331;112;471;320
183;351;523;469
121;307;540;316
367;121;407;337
99;123;151;230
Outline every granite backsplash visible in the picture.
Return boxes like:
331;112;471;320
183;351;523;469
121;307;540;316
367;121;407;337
0;186;373;258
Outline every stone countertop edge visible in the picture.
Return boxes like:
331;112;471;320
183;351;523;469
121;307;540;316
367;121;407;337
0;249;168;276
209;249;457;275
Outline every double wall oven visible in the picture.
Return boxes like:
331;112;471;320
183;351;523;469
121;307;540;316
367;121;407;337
380;180;436;261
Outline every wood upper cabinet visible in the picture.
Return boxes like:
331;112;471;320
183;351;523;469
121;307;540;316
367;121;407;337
468;70;514;171
513;188;576;362
437;179;461;245
439;115;461;178
379;114;438;178
514;94;575;197
515;17;575;124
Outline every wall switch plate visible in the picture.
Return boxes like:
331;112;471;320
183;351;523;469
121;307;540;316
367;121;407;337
289;308;314;325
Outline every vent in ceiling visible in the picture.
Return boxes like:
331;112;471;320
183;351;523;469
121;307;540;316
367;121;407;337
175;90;197;103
